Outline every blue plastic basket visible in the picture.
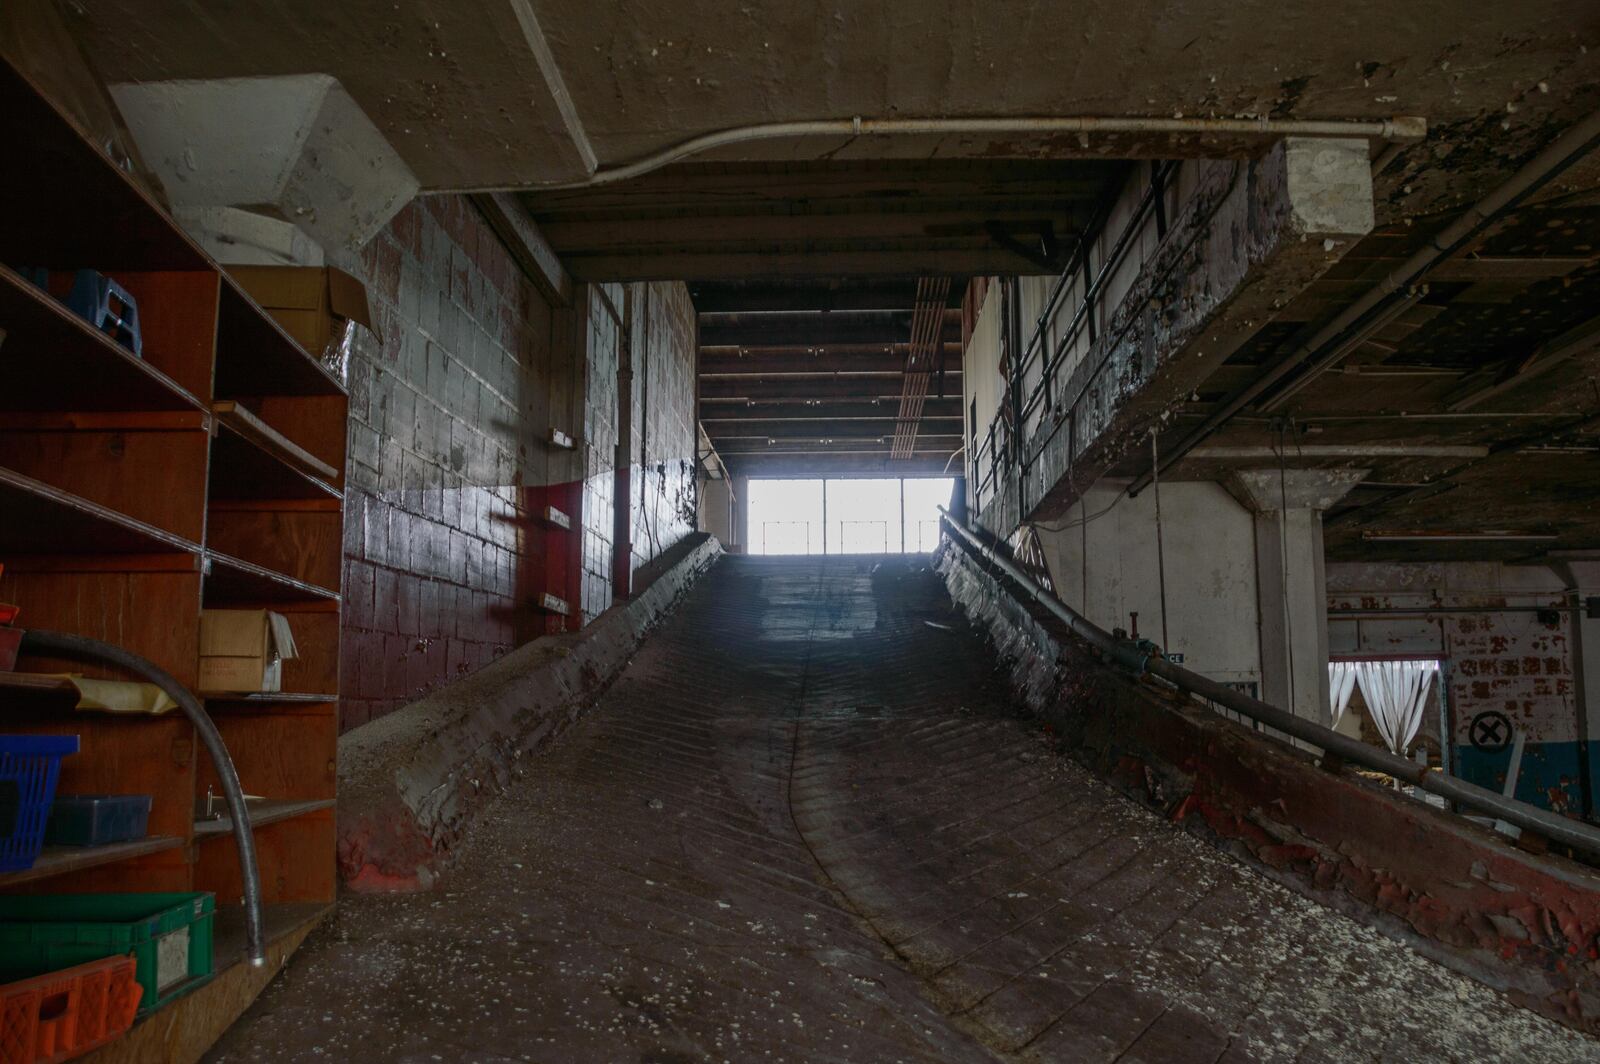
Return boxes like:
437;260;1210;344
0;735;80;872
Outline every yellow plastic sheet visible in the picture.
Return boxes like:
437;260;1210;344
62;675;178;715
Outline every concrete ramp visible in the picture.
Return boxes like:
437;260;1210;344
209;556;1597;1063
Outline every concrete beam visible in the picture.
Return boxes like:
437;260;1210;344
1020;138;1374;525
1227;468;1372;513
727;454;954;478
691;280;963;314
539;208;1077;251
523;160;1113;213
714;438;958;453
709;423;962;442
699;310;961;348
700;399;961;421
700;375;962;402
111;74;418;254
558;247;1058;282
470;192;572;306
701;351;960;376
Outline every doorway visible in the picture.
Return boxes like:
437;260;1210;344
747;477;956;556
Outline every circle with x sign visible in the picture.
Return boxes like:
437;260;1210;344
1468;709;1514;753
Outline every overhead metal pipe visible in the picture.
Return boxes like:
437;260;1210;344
937;506;1600;861
1127;107;1600;497
508;114;1425;192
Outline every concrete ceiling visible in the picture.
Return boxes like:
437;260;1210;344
61;2;1600;552
70;1;1600;208
695;278;968;477
522;158;1126;281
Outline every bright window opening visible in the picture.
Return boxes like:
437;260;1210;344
748;477;956;556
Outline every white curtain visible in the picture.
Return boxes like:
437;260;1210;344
1351;659;1438;755
1328;661;1359;729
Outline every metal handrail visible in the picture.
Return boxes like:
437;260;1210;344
970;161;1174;517
937;507;1600;862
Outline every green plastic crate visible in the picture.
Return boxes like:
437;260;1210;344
0;892;215;1013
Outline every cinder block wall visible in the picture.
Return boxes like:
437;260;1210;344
579;281;699;623
335;197;576;730
629;282;698;576
579;285;622;623
335;200;700;731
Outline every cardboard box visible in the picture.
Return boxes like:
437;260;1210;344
225;266;379;381
198;610;299;693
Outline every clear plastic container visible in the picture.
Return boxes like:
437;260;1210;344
43;794;151;847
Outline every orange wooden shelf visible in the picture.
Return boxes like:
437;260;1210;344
0;836;185;888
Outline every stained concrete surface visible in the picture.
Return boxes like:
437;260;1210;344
71;1;1600;200
210;555;1600;1062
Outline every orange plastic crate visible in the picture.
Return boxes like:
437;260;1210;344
0;956;141;1064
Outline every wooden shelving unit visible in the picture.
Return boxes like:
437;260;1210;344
0;836;186;889
193;798;338;838
0;48;345;1029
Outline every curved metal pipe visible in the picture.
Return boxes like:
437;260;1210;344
505;113;1425;192
937;508;1600;861
18;629;266;966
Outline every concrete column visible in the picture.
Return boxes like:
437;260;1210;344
731;475;751;553
699;477;734;547
1024;137;1374;525
111;74;417;256
1227;469;1366;727
1552;553;1600;819
1033;480;1261;693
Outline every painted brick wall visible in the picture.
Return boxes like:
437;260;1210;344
1446;610;1579;815
335;196;583;732
1327;562;1582;816
326;205;697;732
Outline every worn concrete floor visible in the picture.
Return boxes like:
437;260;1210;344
210;555;1599;1063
